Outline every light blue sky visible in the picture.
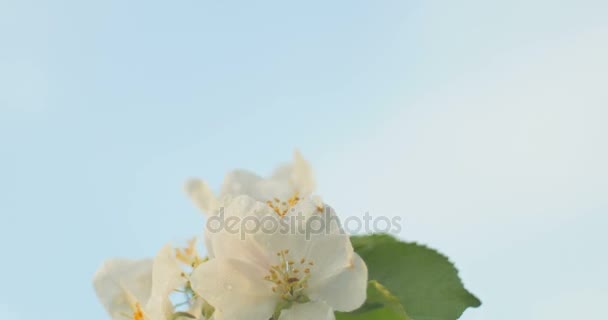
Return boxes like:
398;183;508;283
1;1;607;319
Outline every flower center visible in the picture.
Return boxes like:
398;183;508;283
264;249;315;301
266;193;301;217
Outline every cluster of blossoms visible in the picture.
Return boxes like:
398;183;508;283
94;152;368;320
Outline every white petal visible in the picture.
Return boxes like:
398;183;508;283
220;170;267;200
285;198;342;235
267;151;315;199
145;244;188;320
93;258;153;320
218;152;315;203
185;179;219;215
220;194;271;219
256;181;294;201
206;197;352;280
250;232;311;268
290;150;315;196
203;231;216;259
205;196;277;265
278;301;335;320
190;258;277;320
305;233;354;285
206;228;273;272
308;253;368;312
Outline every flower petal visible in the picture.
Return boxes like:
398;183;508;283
218;151;315;203
278;301;335;320
206;196;353;283
304;233;354;285
220;169;267;200
308;253;368;312
93;258;153;320
185;179;219;215
205;196;277;265
145;244;188;320
288;149;315;196
285;199;342;235
190;258;277;320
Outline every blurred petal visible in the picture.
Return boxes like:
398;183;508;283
290;150;315;196
185;179;219;215
216;152;316;203
220;170;266;200
93;258;153;320
145;244;188;320
278;301;335;320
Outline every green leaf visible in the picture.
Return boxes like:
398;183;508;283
351;234;481;320
336;280;412;320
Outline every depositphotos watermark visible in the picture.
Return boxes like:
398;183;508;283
206;207;402;240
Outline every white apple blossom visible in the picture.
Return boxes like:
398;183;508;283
95;152;370;320
94;244;189;320
189;196;368;320
93;258;153;320
185;151;315;215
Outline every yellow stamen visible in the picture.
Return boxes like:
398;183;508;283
264;249;315;301
175;238;203;267
133;303;144;320
266;192;302;218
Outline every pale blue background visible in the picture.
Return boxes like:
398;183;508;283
1;1;607;319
